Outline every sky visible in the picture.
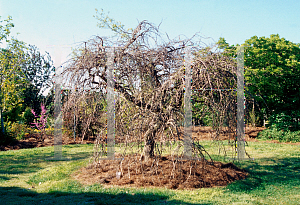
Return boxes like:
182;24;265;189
1;0;300;66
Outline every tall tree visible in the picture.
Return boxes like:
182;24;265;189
0;16;28;137
0;15;14;135
63;20;186;160
0;16;55;141
21;45;55;117
217;35;300;127
22;44;54;95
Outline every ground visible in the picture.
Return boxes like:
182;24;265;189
1;126;298;190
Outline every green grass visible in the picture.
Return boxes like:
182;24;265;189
0;141;299;205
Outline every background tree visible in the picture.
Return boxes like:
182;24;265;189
0;16;14;136
0;16;27;140
217;35;300;130
0;15;55;143
21;44;55;123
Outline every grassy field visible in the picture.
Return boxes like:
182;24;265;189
0;140;299;205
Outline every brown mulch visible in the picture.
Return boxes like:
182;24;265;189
72;153;248;190
70;126;297;189
192;126;300;145
0;133;95;151
192;126;266;141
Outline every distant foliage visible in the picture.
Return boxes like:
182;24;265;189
1;16;54;143
268;112;300;132
217;35;300;127
257;128;300;143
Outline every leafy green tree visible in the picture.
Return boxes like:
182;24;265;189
0;16;55;143
217;35;300;129
22;45;54;95
21;45;55;121
0;16;14;135
1;16;28;139
0;16;14;42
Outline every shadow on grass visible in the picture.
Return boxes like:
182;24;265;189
226;156;300;192
0;176;10;181
0;186;212;205
0;150;50;175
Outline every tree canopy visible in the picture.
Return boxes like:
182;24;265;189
0;16;27;136
0;16;55;142
217;34;300;128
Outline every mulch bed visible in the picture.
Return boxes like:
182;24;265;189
72;153;248;190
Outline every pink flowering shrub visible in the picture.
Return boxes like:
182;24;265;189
31;104;48;141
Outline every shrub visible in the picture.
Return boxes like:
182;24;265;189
5;121;28;140
31;104;48;141
45;127;54;136
0;128;15;145
268;112;299;131
3;104;23;123
22;107;35;126
257;127;300;143
62;127;73;138
0;121;27;145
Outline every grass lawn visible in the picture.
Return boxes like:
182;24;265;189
0;140;299;205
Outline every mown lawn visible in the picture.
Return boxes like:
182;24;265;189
0;140;299;205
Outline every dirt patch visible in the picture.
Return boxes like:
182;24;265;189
72;153;248;190
191;126;300;145
0;133;95;151
192;126;266;142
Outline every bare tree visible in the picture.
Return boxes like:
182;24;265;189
62;20;238;162
62;21;185;160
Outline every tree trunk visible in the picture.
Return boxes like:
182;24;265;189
0;84;4;137
143;127;158;161
0;108;4;136
144;135;155;161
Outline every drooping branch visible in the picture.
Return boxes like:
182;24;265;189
62;20;238;161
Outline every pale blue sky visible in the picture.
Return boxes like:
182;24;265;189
1;0;300;63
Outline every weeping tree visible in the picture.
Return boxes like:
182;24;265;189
63;21;189;160
61;18;240;163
